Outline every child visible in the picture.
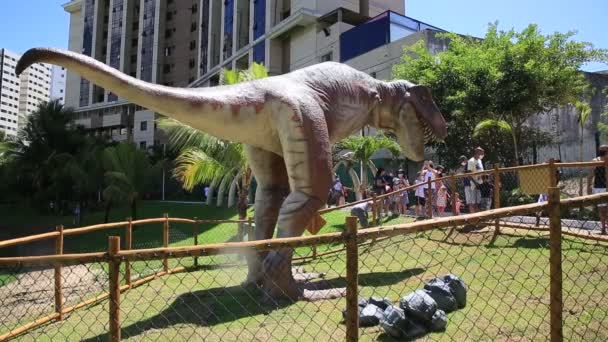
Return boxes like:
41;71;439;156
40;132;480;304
478;175;494;211
390;178;402;216
453;193;463;216
436;185;448;216
414;172;425;217
397;169;410;215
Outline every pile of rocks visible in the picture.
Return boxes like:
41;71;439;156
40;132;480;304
342;274;467;340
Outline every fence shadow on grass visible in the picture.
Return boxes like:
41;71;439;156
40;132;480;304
79;268;423;341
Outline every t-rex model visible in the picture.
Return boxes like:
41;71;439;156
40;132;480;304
17;48;447;301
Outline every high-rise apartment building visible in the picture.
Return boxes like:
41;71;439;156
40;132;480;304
0;48;52;136
63;0;445;147
50;66;67;105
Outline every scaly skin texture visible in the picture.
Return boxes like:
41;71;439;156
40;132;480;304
17;48;447;300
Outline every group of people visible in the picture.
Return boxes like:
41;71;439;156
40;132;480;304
346;146;494;228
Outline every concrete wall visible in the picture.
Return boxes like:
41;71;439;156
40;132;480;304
133;109;155;148
64;0;83;109
526;72;608;163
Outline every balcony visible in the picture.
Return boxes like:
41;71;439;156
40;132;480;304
340;11;444;62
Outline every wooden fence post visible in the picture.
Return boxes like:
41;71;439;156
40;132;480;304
548;186;563;342
493;164;501;237
311;215;318;259
125;218;132;286
193;217;199;268
163;213;169;272
345;216;359;342
108;236;121;342
54;225;64;321
450;175;457;216
371;193;378;226
549;159;557;188
604;158;608;193
427;178;433;218
247;217;254;241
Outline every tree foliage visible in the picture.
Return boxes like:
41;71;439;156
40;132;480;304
334;134;401;198
393;23;608;167
102;142;156;219
1;100;108;208
158;62;268;220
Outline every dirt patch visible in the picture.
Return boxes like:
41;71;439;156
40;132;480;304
0;265;107;328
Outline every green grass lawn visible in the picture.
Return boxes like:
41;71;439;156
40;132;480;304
7;227;608;341
0;201;413;255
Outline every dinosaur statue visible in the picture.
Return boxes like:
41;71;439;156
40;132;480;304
17;48;447;301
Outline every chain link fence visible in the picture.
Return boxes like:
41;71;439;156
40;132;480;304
1;162;608;341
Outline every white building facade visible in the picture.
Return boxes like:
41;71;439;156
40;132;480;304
0;48;52;136
50;65;67;105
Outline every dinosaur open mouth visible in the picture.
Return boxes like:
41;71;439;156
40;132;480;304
419;115;441;144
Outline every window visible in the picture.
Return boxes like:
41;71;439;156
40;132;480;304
166;12;173;20
190;22;197;32
320;52;333;62
189;40;196;50
140;121;147;131
163;64;171;73
164;46;173;56
139;141;147;149
189;58;195;68
191;3;198;13
165;29;172;38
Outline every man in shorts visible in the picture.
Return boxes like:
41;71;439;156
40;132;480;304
465;147;485;213
587;145;608;234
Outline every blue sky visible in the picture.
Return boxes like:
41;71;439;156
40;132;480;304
0;0;606;71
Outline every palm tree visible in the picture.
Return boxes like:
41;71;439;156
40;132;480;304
575;101;592;195
158;62;268;223
7;100;95;207
0;132;9;165
335;134;401;199
102;142;155;220
473;118;514;161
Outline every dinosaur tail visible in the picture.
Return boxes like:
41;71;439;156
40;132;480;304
16;47;198;118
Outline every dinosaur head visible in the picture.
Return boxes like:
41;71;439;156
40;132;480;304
375;82;447;161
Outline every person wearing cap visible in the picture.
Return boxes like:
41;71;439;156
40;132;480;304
587;145;608;234
329;173;344;207
466;147;485;213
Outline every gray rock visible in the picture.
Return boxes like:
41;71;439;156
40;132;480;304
404;319;428;339
358;298;369;308
380;305;429;339
442;274;467;308
359;303;385;327
369;296;392;311
424;279;457;313
429;309;447;332
399;290;438;323
380;305;409;339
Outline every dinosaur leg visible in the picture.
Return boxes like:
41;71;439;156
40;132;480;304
262;106;335;301
243;146;289;286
